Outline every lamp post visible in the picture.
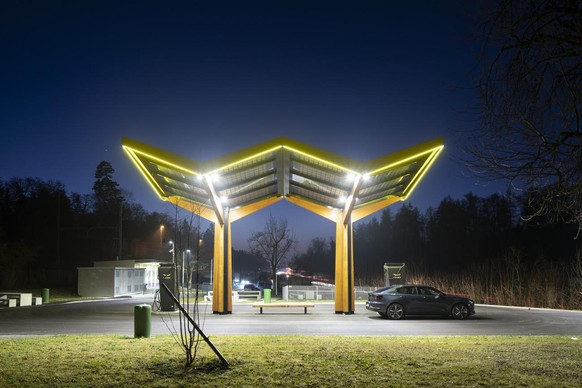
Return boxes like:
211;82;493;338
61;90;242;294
160;225;164;245
182;249;191;288
169;240;175;265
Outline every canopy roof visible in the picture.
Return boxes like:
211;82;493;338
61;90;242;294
122;137;443;224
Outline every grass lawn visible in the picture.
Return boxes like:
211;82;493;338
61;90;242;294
0;335;580;387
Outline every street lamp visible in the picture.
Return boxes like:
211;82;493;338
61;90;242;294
160;225;164;245
169;240;175;264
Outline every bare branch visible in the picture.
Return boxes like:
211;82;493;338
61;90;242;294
463;0;582;233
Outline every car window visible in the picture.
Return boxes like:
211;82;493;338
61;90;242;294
397;287;417;295
418;287;430;295
420;287;441;296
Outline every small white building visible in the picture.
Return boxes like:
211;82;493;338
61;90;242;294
77;259;170;297
77;267;144;297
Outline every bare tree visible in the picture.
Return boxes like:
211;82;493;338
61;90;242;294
164;202;221;367
248;214;297;294
464;0;582;237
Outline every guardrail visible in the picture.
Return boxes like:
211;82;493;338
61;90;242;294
283;286;377;301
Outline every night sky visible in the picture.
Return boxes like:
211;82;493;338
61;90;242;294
1;1;504;250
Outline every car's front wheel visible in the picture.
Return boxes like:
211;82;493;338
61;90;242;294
387;303;404;320
451;303;469;320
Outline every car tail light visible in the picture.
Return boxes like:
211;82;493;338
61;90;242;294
372;294;383;301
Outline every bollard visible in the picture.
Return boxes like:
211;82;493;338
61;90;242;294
263;288;271;303
42;288;50;304
134;304;152;338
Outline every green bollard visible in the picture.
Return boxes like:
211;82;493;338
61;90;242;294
134;304;152;338
42;288;50;304
263;288;271;303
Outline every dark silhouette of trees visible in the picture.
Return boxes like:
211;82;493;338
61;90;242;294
353;192;580;280
0;242;38;289
354;216;386;278
289;237;334;278
465;0;582;235
0;177;69;264
233;249;265;284
92;161;123;218
0;162;176;288
354;204;429;279
1;161;580;291
248;213;297;293
391;204;425;266
89;161;125;260
0;177;77;286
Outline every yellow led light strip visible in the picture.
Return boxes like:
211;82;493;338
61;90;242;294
124;146;199;176
401;146;444;200
367;146;443;176
123;146;204;201
283;145;360;176
123;147;167;200
123;137;443;217
204;146;282;177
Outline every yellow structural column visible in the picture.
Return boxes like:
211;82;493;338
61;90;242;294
212;210;233;314
334;216;355;314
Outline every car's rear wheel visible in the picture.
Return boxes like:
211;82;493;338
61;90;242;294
451;303;469;320
387;303;404;320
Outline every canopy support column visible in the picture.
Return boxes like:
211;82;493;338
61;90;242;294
334;216;355;314
212;209;232;314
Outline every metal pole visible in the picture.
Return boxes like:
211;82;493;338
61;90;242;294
161;283;229;367
118;203;123;260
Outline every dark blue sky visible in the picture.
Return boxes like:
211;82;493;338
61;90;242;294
0;1;503;250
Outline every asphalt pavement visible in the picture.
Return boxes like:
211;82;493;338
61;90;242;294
1;295;581;337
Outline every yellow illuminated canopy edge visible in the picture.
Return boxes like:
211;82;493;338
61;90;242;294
121;136;444;220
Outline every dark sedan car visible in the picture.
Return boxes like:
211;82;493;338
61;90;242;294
365;285;475;320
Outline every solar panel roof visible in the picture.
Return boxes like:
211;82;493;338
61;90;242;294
122;137;443;223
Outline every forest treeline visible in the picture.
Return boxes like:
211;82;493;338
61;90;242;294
0;169;274;289
1;169;581;303
354;193;581;279
289;193;581;283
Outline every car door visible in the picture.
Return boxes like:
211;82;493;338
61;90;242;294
396;286;424;314
417;286;447;314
